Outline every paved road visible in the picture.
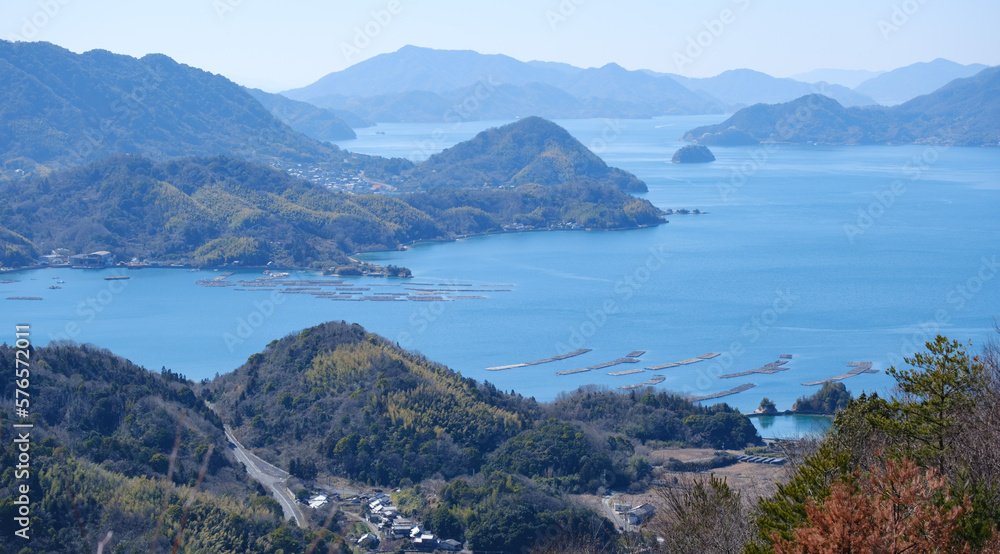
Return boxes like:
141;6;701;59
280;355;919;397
224;425;306;528
602;495;630;532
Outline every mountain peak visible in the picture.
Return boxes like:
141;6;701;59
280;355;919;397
598;62;628;72
408;117;646;192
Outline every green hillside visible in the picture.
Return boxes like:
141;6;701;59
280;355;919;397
207;321;761;489
0;153;662;269
407;116;647;192
0;40;350;170
0;343;323;553
244;87;357;142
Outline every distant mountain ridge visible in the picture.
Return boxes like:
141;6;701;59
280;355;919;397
286;45;575;97
284;45;722;120
684;66;1000;146
670;69;877;108
284;46;998;122
791;68;885;88
243;87;357;141
853;58;989;105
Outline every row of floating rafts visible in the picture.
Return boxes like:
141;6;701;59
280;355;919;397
607;369;645;376
801;361;876;386
684;382;757;402
486;350;723;375
555;356;643;375
645;352;721;370
618;375;667;390
683;354;791;402
202;274;506;303
486;348;593;371
718;359;790;379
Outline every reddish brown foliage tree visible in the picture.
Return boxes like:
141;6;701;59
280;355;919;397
773;457;971;554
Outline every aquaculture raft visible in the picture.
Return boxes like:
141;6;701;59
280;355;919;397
607;368;645;376
555;356;641;375
645;352;720;370
802;362;877;386
684;383;756;402
485;348;592;371
619;375;666;390
719;360;789;379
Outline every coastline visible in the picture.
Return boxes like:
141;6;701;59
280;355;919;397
5;220;669;275
746;411;835;419
357;220;667;256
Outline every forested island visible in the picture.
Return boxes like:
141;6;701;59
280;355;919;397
0;118;663;271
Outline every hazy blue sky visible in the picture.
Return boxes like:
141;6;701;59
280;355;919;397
2;0;997;91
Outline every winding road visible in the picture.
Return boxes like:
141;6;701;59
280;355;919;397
224;425;306;528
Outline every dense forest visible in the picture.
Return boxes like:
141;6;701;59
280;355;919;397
3;319;997;552
207;321;759;492
653;334;1000;553
0;39;352;169
0;154;663;270
0;321;762;553
0;344;328;553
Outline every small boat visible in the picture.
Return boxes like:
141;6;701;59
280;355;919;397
48;285;62;289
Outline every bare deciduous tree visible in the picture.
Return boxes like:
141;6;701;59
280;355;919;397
652;475;756;554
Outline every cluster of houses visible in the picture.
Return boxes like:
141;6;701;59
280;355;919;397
38;250;116;268
305;492;332;509
614;502;656;526
363;493;462;552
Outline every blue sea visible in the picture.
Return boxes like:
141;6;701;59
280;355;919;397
3;116;999;436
